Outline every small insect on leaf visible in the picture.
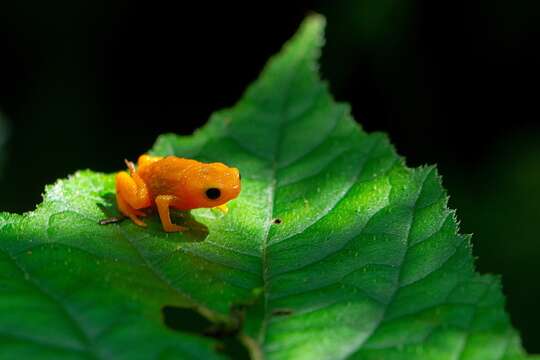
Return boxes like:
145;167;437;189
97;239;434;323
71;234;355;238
98;216;125;225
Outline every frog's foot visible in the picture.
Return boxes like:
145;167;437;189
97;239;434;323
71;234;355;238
213;203;229;214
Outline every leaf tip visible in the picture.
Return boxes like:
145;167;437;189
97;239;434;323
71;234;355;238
301;12;326;36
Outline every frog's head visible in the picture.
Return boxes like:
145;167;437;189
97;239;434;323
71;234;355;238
181;162;241;209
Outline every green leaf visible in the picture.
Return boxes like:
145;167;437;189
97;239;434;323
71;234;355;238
0;15;531;360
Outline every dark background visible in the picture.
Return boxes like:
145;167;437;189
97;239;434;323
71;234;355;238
0;0;539;353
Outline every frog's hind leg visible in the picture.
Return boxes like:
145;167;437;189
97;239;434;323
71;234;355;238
116;192;147;227
115;170;152;227
137;154;163;168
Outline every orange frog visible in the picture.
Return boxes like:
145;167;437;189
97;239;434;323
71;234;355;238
115;154;241;232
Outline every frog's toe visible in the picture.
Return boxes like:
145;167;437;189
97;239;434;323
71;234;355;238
213;204;229;214
129;215;147;227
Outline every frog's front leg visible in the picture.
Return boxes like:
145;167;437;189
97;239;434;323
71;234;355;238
115;160;152;227
155;195;187;233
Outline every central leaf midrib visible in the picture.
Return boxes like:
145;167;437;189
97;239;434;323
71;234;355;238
256;39;315;346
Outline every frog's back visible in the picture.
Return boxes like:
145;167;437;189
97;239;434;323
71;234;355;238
139;156;200;196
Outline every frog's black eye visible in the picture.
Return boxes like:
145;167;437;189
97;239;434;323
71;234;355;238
205;188;221;200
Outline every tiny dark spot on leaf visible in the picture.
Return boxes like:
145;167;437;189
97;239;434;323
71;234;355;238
272;218;282;225
272;308;294;316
